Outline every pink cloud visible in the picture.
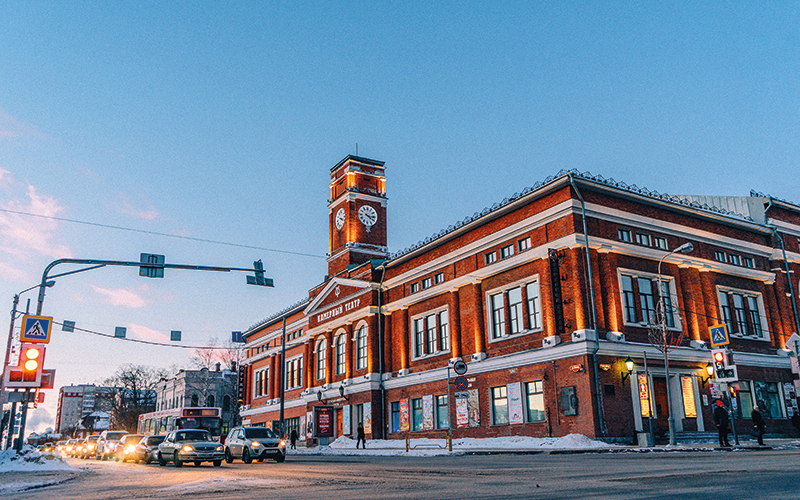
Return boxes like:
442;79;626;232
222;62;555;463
127;323;170;343
90;285;147;308
0;109;46;140
116;192;159;221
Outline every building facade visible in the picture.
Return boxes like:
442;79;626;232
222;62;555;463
156;366;238;435
239;156;800;443
55;385;116;435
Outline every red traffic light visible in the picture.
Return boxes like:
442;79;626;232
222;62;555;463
712;351;725;363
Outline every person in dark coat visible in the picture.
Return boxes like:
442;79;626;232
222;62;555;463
713;400;731;447
356;422;366;449
289;428;298;450
751;406;766;446
791;412;800;438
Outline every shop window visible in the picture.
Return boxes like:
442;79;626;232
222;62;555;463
635;233;651;246
412;398;424;431
485;252;497;265
718;288;767;339
518;237;531;252
738;380;754;418
654;236;668;250
356;325;368;370
411;309;450;360
491;386;509;425
619;271;677;328
436;395;449;429
618;229;631;242
500;244;514;259
754;381;784;418
525;381;545;422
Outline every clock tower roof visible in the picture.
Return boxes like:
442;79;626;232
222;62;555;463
330;154;385;173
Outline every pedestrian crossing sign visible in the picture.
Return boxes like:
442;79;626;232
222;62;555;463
20;315;53;344
709;324;730;347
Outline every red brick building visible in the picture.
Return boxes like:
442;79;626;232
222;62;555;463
239;155;800;443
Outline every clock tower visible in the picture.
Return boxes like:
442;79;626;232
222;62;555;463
327;155;388;277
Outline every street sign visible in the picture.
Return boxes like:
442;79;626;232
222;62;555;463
139;253;165;278
454;376;468;391
20;315;53;344
453;360;468;375
709;324;730;347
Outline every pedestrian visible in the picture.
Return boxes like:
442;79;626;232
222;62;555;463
751;406;766;446
356;422;366;449
791;412;800;438
290;428;298;450
713;400;731;447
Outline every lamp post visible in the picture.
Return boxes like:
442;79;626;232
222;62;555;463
654;242;693;446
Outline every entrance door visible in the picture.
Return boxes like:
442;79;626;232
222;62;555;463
336;408;343;438
652;377;670;431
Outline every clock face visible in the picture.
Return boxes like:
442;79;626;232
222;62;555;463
335;208;345;230
358;205;378;227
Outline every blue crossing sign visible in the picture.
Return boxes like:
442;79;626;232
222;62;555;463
709;324;730;347
20;315;53;344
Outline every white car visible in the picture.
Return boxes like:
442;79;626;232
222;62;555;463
157;430;224;467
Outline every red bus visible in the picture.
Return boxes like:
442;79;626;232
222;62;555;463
137;407;223;440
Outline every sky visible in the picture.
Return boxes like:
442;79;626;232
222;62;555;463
1;2;799;434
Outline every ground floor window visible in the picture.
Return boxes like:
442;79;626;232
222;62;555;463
391;401;401;433
754;381;783;418
491;386;509;425
436;395;449;429
412;398;424;431
285;416;300;438
525;381;545;422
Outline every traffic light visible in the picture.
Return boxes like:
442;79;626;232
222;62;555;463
711;349;737;382
728;384;738;399
20;344;45;384
712;350;726;372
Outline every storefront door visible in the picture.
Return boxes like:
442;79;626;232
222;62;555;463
653;377;670;431
336;408;343;438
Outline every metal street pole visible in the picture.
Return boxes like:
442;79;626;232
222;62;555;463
279;316;286;439
0;294;20;409
447;362;452;452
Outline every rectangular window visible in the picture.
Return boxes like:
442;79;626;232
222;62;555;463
743;257;754;268
635;233;651;246
719;292;734;334
491;386;509;425
732;294;749;335
653;236;667;250
728;254;741;266
718;289;766;338
485;252;497;265
500;244;514;259
525;381;545;422
754;381;783;419
490;293;506;339
508;287;523;334
426;315;437;355
637;277;656;324
285;358;302;390
714;250;726;262
356;326;368;370
518;237;531;252
412;398;424;431
526;281;541;329
660;280;675;328
436;395;449;429
414;318;425;358
621;275;638;323
422;277;432;289
747;296;763;337
434;272;444;284
391;401;400;433
618;229;631;242
438;311;449;351
253;368;269;399
410;283;419;294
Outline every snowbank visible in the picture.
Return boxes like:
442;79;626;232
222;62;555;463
0;446;79;472
290;433;612;457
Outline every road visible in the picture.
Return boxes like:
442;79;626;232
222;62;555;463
6;449;800;499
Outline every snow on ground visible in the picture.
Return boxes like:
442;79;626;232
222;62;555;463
289;433;612;457
0;446;79;472
158;476;289;493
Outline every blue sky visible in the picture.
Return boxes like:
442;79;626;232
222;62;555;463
1;2;799;433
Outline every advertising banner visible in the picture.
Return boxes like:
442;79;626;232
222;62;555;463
467;389;480;427
784;382;798;417
363;402;372;434
343;405;351;435
315;406;334;438
300;415;306;440
507;383;524;425
638;374;651;418
400;398;410;431
422;395;434;430
455;394;469;429
306;411;314;439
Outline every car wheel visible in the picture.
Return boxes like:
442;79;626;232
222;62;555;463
224;448;233;464
275;454;285;463
258;458;264;462
174;452;183;468
145;456;152;465
242;448;252;464
213;460;222;467
134;458;140;464
95;452;101;460
157;452;166;466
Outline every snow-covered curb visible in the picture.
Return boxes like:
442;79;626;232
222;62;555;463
0;447;79;472
288;433;612;456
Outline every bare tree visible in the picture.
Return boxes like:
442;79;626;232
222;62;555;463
103;364;168;432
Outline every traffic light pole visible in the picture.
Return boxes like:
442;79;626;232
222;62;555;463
14;389;29;452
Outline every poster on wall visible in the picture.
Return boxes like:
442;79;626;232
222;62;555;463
507;383;524;425
467;389;480;427
681;376;697;418
306;411;314;439
400;398;410;431
455;394;469;428
363;402;372;433
784;382;798;417
343;405;351;435
315;406;334;438
638;374;651;417
422;395;434;430
300;416;306;440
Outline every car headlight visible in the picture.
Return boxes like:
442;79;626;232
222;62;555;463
279;440;286;448
126;445;136;454
182;445;194;453
251;441;261;448
215;445;223;452
89;444;95;449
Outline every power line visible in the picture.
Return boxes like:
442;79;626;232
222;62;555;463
52;321;234;350
0;207;325;259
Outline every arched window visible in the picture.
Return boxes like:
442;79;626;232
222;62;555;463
191;394;199;407
206;395;215;407
223;395;230;412
316;339;327;380
335;333;346;375
356;325;368;370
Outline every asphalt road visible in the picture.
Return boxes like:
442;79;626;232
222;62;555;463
6;450;800;499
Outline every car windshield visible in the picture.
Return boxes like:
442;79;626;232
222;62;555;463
146;436;165;446
106;432;127;440
175;430;212;442
87;436;99;442
123;435;143;443
244;428;278;439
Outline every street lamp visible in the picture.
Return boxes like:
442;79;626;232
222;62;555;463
621;357;634;385
655;241;693;446
700;363;714;388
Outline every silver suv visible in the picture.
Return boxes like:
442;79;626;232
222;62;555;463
95;430;128;460
224;426;286;464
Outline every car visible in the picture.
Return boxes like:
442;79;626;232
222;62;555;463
95;430;128;460
79;435;100;459
64;439;79;457
42;442;55;453
55;440;67;454
134;435;165;464
224;426;286;464
157;429;224;467
115;434;144;462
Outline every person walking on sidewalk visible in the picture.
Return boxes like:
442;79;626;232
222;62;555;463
752;406;766;446
356;422;366;449
290;428;298;450
713;400;731;447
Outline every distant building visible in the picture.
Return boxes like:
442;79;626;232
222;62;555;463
55;385;116;435
156;365;238;435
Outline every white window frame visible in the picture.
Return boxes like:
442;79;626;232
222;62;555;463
410;282;419;294
518;237;531;252
635;232;651;246
617;268;682;331
618;229;631;242
284;355;303;390
485;251;497;265
253;367;269;399
410;306;451;361
355;323;369;370
422;277;432;289
334;332;347;375
434;272;444;285
653;236;667;250
500;244;514;259
716;285;770;341
316;338;327;380
485;275;544;344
